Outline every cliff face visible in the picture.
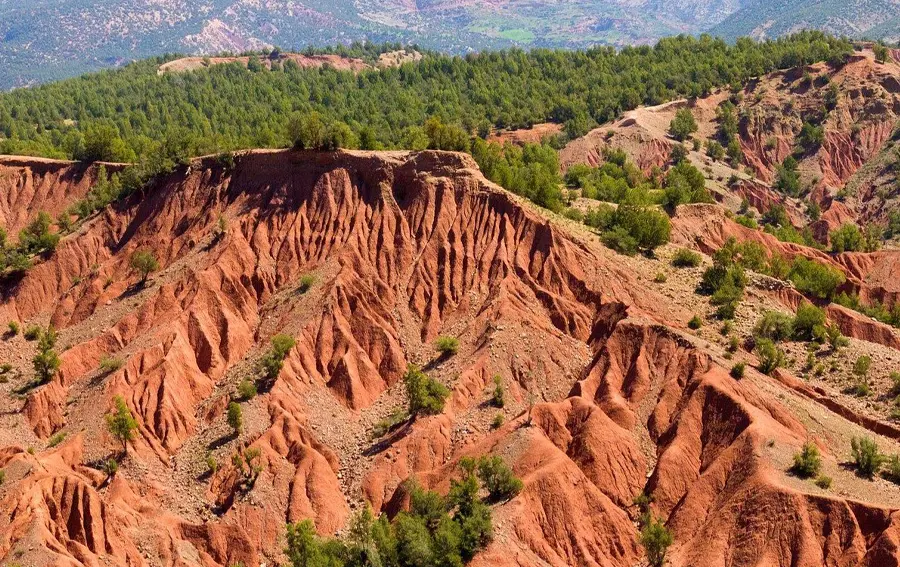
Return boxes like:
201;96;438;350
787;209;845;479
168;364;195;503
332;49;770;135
1;149;900;567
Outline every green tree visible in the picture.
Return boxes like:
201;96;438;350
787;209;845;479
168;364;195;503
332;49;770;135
106;395;138;455
130;250;159;285
640;516;673;567
405;364;449;417
227;402;243;436
669;108;698;141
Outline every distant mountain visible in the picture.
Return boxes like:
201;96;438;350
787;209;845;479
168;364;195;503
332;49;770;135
0;0;897;89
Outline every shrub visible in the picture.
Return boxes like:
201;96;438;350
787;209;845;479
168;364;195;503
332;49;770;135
237;379;258;400
23;325;41;341
727;336;740;353
814;475;832;489
373;409;409;438
491;375;505;408
791;442;822;478
19;212;60;256
491;414;505;429
756;339;784;375
788;257;845;300
7;321;18;336
890;372;900;396
886;455;900;483
851;436;885;478
792;302;826;342
260;334;295;383
104;459;119;476
672;248;702;268
830;224;866;253
404;364;449;417
47;432;67;448
206;455;218;475
298;274;315;294
640;516;673;567
227;402;243;436
688;315;703;330
653;272;667;283
853;355;872;377
849;376;871;397
435;336;460;357
825;324;849;351
798;122;825;152
130;250;159;285
612;206;671;252
106;395;137;455
472;455;523;502
669;108;698;141
754;311;794;342
601;226;639;256
706;140;725;160
98;356;125;374
33;326;60;385
730;363;746;379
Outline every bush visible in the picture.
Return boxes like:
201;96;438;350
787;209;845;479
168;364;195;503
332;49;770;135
798;122;825;152
814;475;832;489
640;516;673;567
104;459;119;476
404;364;449;417
653;272;667;283
851;436;885;478
853;355;872;377
7;321;18;336
33;326;60;385
491;375;505;408
259;334;296;383
754;311;794;342
612;206;671;253
601;226;639;256
19;212;60;256
474;456;523;502
298;274;315;294
791;442;822;478
755;339;784;375
491;414;505;429
237;379;258;400
130;250;159;285
23;325;41;341
792;302;826;342
435;336;460;357
688;315;703;330
99;356;125;374
227;402;243;436
886;455;900;483
672;248;702;268
372;409;409;438
669;108;698;141
48;432;67;448
788;258;845;300
730;363;746;379
830;224;866;253
206;455;218;475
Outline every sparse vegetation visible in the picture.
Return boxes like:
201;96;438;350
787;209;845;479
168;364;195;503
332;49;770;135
491;414;505;429
47;432;67;448
23;325;41;341
688;315;703;330
373;409;410;438
7;321;18;336
791;442;822;478
814;475;832;489
98;356;125;374
730;363;746;380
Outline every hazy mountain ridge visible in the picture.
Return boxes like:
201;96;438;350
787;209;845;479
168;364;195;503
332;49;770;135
0;0;897;89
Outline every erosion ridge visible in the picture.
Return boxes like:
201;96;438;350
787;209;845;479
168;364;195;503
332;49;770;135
0;149;900;567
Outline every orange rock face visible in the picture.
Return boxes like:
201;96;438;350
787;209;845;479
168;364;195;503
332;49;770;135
2;149;900;567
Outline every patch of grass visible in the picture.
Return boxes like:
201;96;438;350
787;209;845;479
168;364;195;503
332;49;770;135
47;432;66;448
98;356;125;374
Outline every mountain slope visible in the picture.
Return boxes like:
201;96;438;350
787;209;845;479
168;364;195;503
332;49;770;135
3;148;900;567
